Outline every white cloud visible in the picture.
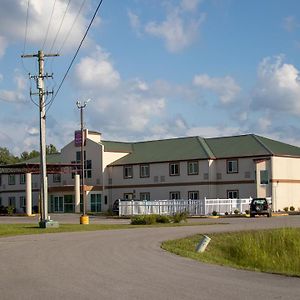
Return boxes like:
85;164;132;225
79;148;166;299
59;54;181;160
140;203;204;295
251;55;300;115
144;3;205;53
0;0;91;56
74;47;120;90
283;16;299;32
180;0;202;12
128;10;142;36
193;74;241;104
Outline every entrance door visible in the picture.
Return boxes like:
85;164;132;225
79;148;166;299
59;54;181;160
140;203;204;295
64;195;74;213
52;196;64;213
90;194;101;212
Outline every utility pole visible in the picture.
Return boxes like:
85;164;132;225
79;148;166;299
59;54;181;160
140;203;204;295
21;50;59;228
76;100;90;225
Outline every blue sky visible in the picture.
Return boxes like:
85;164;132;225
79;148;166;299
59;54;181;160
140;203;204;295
1;0;300;154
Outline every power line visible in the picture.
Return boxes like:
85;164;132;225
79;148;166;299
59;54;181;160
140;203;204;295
58;0;87;55
46;0;104;113
42;0;57;51
48;0;71;54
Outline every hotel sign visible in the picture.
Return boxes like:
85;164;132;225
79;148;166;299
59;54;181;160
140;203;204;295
74;130;86;147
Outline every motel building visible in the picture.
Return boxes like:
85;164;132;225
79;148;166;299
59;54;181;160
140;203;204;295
1;129;300;214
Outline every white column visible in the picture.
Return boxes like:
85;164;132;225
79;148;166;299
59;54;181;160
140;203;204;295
75;174;80;213
26;173;32;216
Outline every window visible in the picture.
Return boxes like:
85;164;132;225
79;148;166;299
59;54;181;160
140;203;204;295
170;191;180;200
8;197;16;207
85;160;92;178
140;164;150;178
20;174;26;184
75;151;92;179
124;165;133;179
8;175;15;185
227;159;238;173
188;191;199;200
188;161;199;175
140;192;150;201
260;170;269;185
90;194;101;212
169;162;180;176
53;173;61;183
20;196;26;208
227;190;239;199
124;193;133;200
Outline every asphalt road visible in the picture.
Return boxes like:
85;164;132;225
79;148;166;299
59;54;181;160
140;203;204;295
0;216;300;300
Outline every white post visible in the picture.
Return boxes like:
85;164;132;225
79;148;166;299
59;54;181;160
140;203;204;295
25;173;32;216
75;174;80;213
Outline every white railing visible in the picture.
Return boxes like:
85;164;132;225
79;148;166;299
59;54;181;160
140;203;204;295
118;197;263;216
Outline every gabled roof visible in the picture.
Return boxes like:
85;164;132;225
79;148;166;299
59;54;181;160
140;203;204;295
107;134;300;166
18;153;62;164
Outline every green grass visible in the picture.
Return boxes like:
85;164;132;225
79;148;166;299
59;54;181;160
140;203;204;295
0;221;220;238
162;228;300;277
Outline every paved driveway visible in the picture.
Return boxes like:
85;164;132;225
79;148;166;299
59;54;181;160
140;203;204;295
0;216;299;300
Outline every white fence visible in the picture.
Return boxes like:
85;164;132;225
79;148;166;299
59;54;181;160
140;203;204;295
118;198;261;216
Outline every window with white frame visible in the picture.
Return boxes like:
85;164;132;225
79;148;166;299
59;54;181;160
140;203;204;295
53;173;61;183
260;170;269;185
8;174;15;185
170;191;181;200
169;162;180;176
227;159;238;173
140;192;150;201
188;191;199;200
8;197;16;207
187;161;199;175
227;190;239;199
20;196;26;208
124;165;133;179
140;164;150;178
19;174;26;184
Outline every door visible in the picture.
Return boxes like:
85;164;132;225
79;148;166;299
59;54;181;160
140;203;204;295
90;194;101;212
51;196;63;213
64;195;74;213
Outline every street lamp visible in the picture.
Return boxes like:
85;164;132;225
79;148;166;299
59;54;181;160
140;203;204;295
76;99;90;224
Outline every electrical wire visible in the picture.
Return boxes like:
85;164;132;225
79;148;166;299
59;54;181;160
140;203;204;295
46;0;104;113
57;0;87;55
48;0;71;54
21;0;30;74
42;0;57;51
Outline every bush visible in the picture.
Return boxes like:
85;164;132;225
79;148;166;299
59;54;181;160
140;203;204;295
212;211;218;216
290;206;295;211
234;209;239;215
172;212;188;223
245;209;250;215
130;214;157;225
7;206;15;215
283;207;289;212
155;215;170;223
225;211;229;216
0;205;7;214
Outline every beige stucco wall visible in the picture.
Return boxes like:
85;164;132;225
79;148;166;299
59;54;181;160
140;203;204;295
271;156;300;211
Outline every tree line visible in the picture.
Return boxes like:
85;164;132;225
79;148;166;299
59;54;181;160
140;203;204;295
0;144;58;165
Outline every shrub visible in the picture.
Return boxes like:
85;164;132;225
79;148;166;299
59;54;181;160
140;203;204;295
245;209;250;215
225;211;229;216
130;214;157;225
283;207;289;212
172;212;188;223
212;211;218;216
155;215;170;223
7;206;15;215
234;209;239;215
290;206;295;211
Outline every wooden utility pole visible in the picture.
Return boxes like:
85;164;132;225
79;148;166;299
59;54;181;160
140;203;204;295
21;50;59;227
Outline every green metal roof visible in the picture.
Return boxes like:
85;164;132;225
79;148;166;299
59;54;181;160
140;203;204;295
108;134;300;166
101;141;133;153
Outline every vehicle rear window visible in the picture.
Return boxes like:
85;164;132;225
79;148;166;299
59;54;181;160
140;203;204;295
252;199;267;205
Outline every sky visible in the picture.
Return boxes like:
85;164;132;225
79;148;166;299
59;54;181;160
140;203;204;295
1;0;300;154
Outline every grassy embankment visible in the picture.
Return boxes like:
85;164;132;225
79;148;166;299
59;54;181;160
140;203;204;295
162;228;300;277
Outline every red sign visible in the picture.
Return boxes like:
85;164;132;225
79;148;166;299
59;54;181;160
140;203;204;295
75;130;86;147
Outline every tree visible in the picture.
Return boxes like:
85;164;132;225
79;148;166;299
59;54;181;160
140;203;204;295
0;147;19;165
46;144;58;154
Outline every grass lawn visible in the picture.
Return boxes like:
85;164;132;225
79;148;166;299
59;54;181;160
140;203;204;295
0;221;220;238
162;228;300;277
